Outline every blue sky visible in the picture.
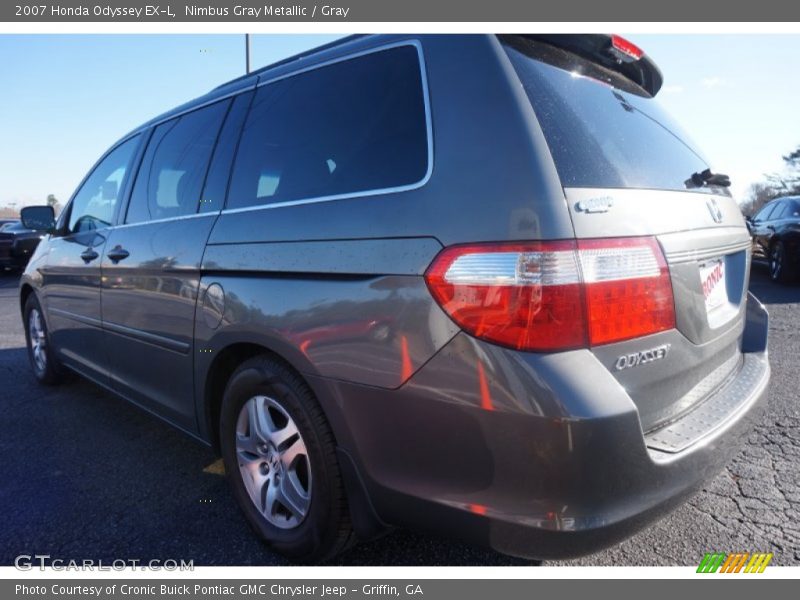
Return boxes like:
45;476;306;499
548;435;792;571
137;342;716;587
1;34;799;208
628;34;800;199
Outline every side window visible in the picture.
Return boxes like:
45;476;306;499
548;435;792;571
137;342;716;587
199;92;253;213
67;135;140;234
771;202;788;220
227;45;428;210
754;203;776;221
126;101;228;224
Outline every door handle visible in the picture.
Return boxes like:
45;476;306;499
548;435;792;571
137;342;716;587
107;246;130;263
80;248;99;264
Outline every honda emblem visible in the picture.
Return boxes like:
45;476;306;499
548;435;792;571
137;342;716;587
706;198;724;223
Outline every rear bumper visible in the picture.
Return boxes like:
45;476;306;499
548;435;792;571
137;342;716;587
312;293;770;559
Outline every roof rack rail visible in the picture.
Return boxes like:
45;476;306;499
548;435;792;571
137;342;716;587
211;34;365;92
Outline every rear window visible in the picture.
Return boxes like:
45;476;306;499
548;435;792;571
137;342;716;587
227;44;429;210
503;37;724;195
772;200;800;219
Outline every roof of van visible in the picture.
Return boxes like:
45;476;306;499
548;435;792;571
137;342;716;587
213;34;365;92
119;33;663;144
123;34;367;139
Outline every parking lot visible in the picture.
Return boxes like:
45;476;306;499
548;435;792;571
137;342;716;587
0;265;797;566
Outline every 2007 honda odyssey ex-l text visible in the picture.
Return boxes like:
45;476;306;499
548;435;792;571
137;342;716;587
19;34;770;562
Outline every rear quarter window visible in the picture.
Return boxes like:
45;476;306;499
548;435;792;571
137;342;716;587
226;44;429;210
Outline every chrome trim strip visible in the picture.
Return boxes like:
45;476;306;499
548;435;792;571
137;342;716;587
220;40;434;216
112;211;218;230
665;240;752;265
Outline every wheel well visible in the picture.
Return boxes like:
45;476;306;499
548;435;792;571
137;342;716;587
202;341;388;538
204;342;305;455
19;284;34;318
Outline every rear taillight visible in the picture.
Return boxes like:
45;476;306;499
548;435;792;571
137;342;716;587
577;237;675;345
425;237;675;352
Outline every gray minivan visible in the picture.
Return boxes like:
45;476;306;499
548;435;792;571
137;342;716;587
19;34;770;563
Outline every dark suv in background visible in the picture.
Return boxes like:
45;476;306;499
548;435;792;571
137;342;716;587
19;34;769;563
0;220;43;271
747;196;800;283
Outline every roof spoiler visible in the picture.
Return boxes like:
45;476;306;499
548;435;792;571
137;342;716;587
505;34;664;97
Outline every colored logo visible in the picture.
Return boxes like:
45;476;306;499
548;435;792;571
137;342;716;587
697;552;773;573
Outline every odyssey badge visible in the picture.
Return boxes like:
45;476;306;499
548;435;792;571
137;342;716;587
614;344;671;371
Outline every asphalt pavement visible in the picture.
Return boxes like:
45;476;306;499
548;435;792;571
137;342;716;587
0;265;797;566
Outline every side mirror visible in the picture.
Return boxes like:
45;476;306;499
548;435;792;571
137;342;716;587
20;205;56;233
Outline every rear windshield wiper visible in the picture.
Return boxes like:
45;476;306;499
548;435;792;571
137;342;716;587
685;168;731;189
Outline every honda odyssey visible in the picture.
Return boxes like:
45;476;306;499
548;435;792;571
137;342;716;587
19;34;770;562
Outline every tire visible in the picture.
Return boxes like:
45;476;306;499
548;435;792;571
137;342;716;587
769;240;797;284
23;294;64;385
219;355;355;563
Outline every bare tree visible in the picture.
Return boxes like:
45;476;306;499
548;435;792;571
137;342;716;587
741;143;800;215
741;181;781;216
780;146;800;193
46;194;61;215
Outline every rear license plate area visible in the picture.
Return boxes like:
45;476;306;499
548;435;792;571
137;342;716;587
700;258;727;314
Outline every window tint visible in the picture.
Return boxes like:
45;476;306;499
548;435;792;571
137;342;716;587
200;92;253;213
755;203;777;221
227;45;428;210
126;101;228;224
503;38;720;195
67;136;140;234
771;202;788;220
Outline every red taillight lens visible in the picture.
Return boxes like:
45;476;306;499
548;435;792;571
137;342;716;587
425;241;585;351
609;34;644;62
425;237;675;352
577;237;675;345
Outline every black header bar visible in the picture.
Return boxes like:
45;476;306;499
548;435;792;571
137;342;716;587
4;1;800;22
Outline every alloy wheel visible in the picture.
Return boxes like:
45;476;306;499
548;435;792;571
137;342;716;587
28;308;47;374
235;395;312;529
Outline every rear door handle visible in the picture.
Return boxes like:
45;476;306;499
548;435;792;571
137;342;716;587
107;246;130;263
80;248;99;264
